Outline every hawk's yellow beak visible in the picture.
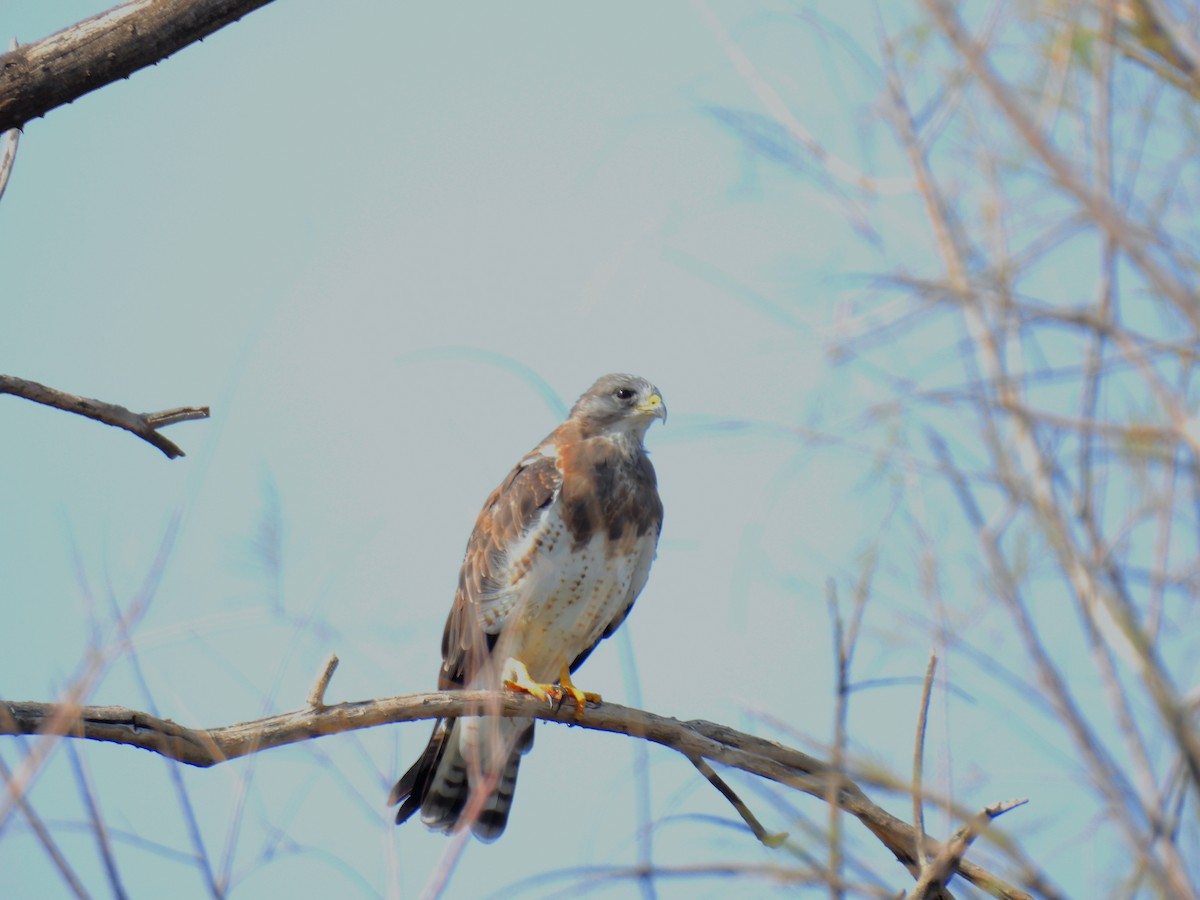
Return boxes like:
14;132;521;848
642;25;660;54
637;392;667;424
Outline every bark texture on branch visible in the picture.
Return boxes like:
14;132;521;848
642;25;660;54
0;0;280;133
0;374;208;458
1;690;1032;900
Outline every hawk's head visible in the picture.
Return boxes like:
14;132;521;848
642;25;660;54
569;374;666;443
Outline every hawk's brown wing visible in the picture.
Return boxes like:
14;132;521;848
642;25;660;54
438;445;561;690
392;444;559;835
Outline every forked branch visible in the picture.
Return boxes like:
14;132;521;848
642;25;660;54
0;375;208;458
907;798;1028;900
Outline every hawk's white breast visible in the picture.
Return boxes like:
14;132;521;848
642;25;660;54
483;499;642;684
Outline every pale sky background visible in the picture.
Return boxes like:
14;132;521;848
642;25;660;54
0;2;1130;898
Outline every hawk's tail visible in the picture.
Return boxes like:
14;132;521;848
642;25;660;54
389;717;534;842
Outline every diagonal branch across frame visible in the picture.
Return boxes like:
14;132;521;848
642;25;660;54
0;0;282;133
1;690;1036;900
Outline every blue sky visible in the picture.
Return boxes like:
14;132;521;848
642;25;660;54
0;2;1148;897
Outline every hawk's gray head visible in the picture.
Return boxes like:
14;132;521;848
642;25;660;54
569;374;666;442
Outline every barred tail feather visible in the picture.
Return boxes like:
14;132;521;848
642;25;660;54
390;717;535;841
469;742;523;842
390;720;453;826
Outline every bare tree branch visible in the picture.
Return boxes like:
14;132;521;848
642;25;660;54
688;753;788;848
907;798;1027;900
0;374;208;458
1129;0;1200;84
1;691;1035;900
0;0;281;133
65;743;127;900
912;652;938;870
0;753;89;899
306;654;339;710
920;0;1200;332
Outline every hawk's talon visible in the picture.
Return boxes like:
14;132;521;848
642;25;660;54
502;658;561;705
558;664;600;720
504;679;559;705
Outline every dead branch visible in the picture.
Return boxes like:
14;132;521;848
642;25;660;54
919;0;1200;333
912;653;938;869
0;374;208;458
0;753;88;898
688;753;788;847
1;690;1033;900
906;798;1028;900
306;653;339;709
0;0;281;133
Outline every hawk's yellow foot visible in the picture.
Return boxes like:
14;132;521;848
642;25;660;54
502;658;560;705
558;664;601;719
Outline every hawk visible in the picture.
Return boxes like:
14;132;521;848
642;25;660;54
389;373;666;841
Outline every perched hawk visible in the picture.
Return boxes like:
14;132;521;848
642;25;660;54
390;373;666;841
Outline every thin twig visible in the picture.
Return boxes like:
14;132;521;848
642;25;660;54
96;526;221;895
920;0;1200;333
827;579;848;900
307;654;340;709
912;653;938;869
67;742;129;900
906;798;1027;900
1135;0;1200;80
0;374;208;458
689;755;788;848
0;753;89;898
888;4;1197;881
926;430;1180;890
689;0;908;197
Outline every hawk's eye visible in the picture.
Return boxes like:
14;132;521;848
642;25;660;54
614;387;636;402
